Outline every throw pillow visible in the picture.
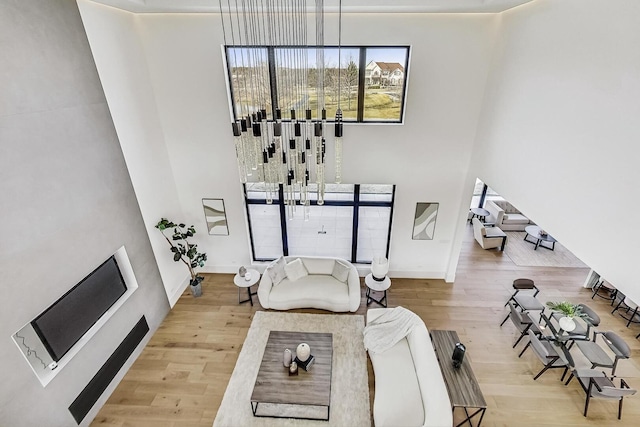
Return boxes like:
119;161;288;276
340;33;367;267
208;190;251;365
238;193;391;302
331;260;351;283
267;256;287;286
284;258;308;282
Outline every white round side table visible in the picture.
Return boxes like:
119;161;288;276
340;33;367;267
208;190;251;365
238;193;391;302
233;268;260;306
365;273;391;308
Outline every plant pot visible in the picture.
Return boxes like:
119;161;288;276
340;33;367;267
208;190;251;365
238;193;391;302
190;276;204;298
558;316;576;332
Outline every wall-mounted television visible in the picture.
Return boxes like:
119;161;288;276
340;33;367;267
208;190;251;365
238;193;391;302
31;256;128;362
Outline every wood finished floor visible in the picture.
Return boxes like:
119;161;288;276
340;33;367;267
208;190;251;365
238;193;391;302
92;226;640;427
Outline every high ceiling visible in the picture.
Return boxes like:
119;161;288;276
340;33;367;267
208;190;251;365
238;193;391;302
91;0;535;14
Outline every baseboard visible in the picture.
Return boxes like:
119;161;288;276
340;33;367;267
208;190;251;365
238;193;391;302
198;265;447;281
383;270;447;280
168;276;190;308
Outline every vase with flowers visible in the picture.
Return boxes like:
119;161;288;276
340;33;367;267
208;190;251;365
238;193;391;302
546;301;590;332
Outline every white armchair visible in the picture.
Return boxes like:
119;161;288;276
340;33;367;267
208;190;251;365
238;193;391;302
472;218;507;251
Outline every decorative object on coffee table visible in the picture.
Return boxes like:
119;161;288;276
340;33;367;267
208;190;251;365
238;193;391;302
283;348;292;367
296;343;311;361
238;266;247;277
288;361;298;376
294;342;315;371
295;354;316;371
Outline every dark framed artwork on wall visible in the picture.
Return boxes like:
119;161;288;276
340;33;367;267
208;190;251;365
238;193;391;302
412;202;439;240
202;198;229;235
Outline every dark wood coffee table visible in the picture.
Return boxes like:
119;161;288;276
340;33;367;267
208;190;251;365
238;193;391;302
524;225;557;250
431;330;487;427
250;331;333;421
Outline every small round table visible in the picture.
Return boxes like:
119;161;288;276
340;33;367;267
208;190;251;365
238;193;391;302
234;269;260;306
469;207;491;223
365;273;391;308
524;225;557;250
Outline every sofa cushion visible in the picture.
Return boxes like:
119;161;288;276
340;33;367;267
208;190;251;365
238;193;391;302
269;275;349;307
331;260;350;283
300;257;336;275
503;213;529;224
284;258;308;282
267;256;287;286
369;336;425;427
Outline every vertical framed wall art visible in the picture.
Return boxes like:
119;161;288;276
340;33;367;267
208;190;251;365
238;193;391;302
202;198;229;235
412;202;439;240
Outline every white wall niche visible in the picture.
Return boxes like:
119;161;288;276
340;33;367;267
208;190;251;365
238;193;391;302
11;246;139;387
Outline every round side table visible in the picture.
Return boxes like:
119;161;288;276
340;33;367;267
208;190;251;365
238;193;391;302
234;268;260;306
365;273;391;308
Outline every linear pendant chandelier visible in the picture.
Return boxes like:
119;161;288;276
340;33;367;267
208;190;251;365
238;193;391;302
218;0;344;219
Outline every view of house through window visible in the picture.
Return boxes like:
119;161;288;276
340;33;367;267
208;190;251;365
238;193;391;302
364;48;407;121
244;183;395;263
225;46;410;123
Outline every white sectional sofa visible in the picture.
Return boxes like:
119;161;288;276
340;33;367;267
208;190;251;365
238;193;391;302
257;256;360;312
367;308;453;427
484;199;531;231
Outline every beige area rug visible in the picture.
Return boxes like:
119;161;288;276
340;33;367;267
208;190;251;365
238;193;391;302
504;231;588;268
213;312;370;427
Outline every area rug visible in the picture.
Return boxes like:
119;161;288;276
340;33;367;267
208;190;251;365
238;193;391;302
213;312;370;427
504;231;588;268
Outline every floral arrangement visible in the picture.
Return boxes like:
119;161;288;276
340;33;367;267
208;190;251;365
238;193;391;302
545;301;589;319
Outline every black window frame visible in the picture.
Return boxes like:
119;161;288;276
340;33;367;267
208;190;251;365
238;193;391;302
225;45;410;124
243;183;395;264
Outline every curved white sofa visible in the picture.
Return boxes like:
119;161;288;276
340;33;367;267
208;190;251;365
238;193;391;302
367;308;453;427
258;256;360;312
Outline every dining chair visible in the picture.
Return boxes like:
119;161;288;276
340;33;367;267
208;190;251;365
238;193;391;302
504;278;540;306
569;369;636;419
611;297;640;327
569;331;631;379
525;330;570;380
500;279;544;327
591;280;618;305
505;302;542;349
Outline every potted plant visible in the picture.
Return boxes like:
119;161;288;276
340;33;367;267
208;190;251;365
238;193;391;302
156;218;208;297
546;301;590;332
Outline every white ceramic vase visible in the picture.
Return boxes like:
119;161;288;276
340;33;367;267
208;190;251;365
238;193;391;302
296;343;311;362
558;316;576;332
283;349;292;367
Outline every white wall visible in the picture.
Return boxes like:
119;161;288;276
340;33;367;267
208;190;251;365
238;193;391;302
134;12;498;279
470;0;640;300
78;1;190;305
